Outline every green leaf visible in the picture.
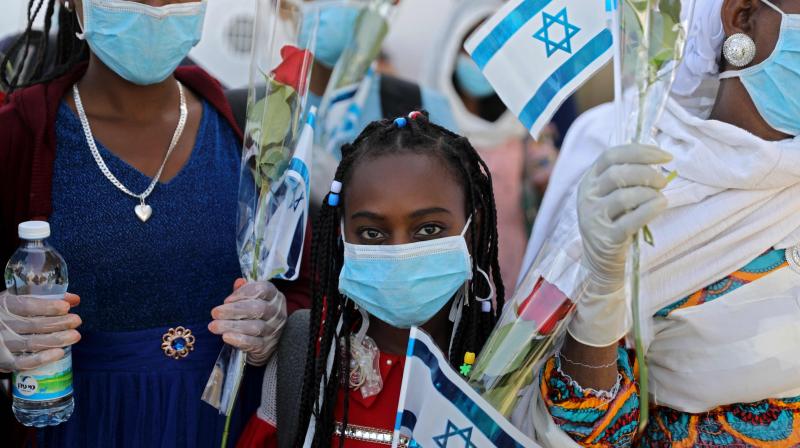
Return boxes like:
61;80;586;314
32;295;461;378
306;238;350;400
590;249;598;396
643;225;655;246
257;146;291;185
259;78;297;148
659;0;682;23
648;10;680;73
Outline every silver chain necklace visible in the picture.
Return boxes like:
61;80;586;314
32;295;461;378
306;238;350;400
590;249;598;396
72;82;188;222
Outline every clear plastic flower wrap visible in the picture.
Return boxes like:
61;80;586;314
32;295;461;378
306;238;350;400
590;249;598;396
202;1;321;439
237;0;321;283
468;207;590;418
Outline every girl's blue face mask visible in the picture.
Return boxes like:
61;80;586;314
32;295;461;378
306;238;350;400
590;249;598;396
455;53;495;98
78;0;207;85
719;0;800;137
338;217;474;329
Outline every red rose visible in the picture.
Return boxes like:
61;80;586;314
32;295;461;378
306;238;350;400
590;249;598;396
517;277;575;336
271;45;314;95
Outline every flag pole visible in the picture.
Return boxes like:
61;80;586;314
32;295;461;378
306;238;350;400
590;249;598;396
609;0;651;433
608;0;623;145
392;330;417;448
608;0;654;434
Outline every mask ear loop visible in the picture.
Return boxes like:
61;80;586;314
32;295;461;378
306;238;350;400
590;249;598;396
74;0;86;40
474;266;495;314
354;305;369;345
448;283;467;356
460;215;474;237
761;0;784;15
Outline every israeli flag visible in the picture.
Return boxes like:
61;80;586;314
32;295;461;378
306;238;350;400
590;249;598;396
465;0;614;139
392;328;540;448
261;106;316;281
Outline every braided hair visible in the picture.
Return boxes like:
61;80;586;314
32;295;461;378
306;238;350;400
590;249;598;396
1;0;87;96
295;111;505;447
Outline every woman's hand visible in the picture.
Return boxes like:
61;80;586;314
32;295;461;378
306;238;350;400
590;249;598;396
209;280;287;366
0;291;82;373
572;144;671;347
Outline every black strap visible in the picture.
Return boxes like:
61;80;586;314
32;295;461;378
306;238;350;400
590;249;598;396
276;309;311;448
379;75;423;120
224;87;249;135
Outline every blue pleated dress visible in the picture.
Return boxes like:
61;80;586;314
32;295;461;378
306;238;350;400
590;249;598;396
41;100;262;447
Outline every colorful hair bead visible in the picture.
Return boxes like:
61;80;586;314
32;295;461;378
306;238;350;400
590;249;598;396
328;193;340;207
459;352;476;376
481;300;492;313
328;180;342;206
394;117;408;128
408;111;423;121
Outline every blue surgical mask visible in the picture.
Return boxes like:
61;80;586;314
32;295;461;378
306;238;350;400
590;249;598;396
719;0;800;136
338;218;474;329
300;3;360;68
455;53;494;98
78;0;207;85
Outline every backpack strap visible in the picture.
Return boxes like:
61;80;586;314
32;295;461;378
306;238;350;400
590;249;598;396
276;309;311;448
379;75;423;120
224;87;248;137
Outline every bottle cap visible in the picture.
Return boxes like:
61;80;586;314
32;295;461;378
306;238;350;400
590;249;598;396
18;221;50;240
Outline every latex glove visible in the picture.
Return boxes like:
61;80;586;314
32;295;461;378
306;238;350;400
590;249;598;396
209;280;287;366
0;291;82;373
570;144;672;347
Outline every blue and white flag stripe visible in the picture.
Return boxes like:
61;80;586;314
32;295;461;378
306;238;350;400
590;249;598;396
471;0;563;70
465;0;614;139
393;328;539;448
519;29;612;130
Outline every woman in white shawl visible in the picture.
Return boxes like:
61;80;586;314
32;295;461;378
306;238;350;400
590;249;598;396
522;0;800;446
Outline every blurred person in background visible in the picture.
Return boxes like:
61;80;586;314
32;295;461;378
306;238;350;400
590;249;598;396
422;0;575;286
0;1;309;446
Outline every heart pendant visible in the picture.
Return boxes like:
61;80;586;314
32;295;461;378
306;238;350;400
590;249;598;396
135;204;153;222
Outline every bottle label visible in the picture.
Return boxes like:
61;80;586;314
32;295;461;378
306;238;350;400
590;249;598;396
12;352;73;401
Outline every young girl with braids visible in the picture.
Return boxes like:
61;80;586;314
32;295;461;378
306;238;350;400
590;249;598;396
237;111;505;448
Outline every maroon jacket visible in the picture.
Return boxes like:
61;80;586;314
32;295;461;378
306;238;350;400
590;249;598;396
0;63;312;310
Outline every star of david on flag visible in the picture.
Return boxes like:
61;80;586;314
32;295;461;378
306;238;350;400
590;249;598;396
465;0;614;139
434;421;477;448
533;8;581;57
391;328;540;448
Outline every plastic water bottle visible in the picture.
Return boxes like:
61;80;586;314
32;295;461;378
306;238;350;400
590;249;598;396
4;221;74;427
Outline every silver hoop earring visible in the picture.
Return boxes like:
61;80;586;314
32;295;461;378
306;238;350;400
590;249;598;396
723;33;756;67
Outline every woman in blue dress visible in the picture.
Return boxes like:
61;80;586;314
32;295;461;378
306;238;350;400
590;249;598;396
0;1;310;446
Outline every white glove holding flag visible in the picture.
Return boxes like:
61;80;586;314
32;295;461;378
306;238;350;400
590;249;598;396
571;144;671;347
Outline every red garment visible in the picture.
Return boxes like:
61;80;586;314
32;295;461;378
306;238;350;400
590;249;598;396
237;351;405;448
0;62;311;313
